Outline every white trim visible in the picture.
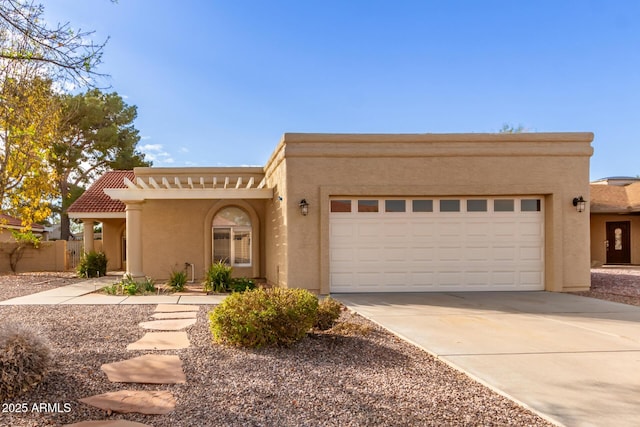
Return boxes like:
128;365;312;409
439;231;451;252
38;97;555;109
68;212;126;219
103;187;274;201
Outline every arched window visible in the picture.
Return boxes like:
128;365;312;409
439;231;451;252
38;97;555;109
212;207;251;266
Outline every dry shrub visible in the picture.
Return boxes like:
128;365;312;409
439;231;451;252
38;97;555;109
0;323;50;400
314;297;343;330
331;321;374;337
209;287;319;348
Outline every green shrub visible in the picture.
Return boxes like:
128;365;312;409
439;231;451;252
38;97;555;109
168;269;187;292
77;251;107;278
101;275;156;295
229;277;255;293
0;324;50;400
209;288;319;348
204;260;232;293
315;297;343;330
102;283;119;295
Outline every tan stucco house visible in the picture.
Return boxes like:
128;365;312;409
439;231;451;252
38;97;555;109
68;132;594;294
590;177;640;266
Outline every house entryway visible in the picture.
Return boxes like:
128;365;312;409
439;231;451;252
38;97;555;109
606;221;631;264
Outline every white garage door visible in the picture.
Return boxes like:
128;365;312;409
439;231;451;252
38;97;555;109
330;197;544;292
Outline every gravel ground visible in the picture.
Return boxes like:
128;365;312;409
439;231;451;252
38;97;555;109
572;268;640;306
3;269;640;427
0;273;82;302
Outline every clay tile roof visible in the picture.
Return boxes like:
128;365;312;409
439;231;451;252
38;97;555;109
0;213;45;231
67;170;135;213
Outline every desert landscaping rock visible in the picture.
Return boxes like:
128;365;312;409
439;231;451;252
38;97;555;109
64;420;152;427
126;331;190;350
138;318;196;330
101;354;186;384
151;311;197;320
154;304;199;312
79;390;176;415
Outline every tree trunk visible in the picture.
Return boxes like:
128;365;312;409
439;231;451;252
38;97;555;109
60;211;71;241
60;179;71;240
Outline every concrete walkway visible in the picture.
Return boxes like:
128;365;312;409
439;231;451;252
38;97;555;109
0;277;226;305
336;292;640;427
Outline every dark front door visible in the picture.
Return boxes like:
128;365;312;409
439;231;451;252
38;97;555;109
606;221;631;264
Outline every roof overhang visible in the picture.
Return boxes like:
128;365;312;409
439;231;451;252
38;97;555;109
103;175;273;202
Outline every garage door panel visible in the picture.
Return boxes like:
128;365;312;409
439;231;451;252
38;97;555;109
331;247;354;262
518;221;543;237
356;247;381;262
464;271;490;285
465;246;491;261
331;222;354;238
520;271;543;287
493;246;517;261
493;222;517;237
383;247;406;261
330;197;544;292
411;222;435;237
438;222;463;238
412;247;435;261
466;222;491;237
438;271;464;285
520;246;543;261
493;271;516;285
383;222;410;237
357;223;380;237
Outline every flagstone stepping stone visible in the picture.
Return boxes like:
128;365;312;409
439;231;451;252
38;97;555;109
101;354;186;384
79;390;175;415
151;311;197;320
155;303;199;313
139;318;196;331
127;331;190;350
64;421;151;427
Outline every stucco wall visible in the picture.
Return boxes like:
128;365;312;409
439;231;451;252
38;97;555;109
264;142;288;287
590;214;640;266
268;133;593;294
0;240;67;273
102;219;126;271
137;198;266;281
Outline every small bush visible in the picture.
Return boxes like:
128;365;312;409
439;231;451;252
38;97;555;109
209;288;319;348
77;251;107;278
204;260;232;293
102;275;156;295
229;277;255;293
315;297;343;330
168;269;187;292
0;324;50;400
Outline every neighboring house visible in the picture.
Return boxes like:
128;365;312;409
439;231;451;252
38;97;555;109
0;214;47;242
68;132;594;294
590;177;640;266
43;223;77;241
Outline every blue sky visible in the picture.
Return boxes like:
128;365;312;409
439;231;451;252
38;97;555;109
45;1;639;180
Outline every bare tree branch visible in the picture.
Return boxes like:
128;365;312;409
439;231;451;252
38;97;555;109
0;0;109;87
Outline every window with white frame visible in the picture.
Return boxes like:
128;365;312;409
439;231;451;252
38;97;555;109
212;207;251;266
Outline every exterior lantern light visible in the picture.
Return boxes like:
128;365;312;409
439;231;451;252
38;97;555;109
299;199;309;216
572;196;586;213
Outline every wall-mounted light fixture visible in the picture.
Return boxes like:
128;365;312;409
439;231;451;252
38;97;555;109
572;196;586;213
298;199;309;216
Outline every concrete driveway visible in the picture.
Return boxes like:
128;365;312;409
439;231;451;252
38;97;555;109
336;292;640;427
